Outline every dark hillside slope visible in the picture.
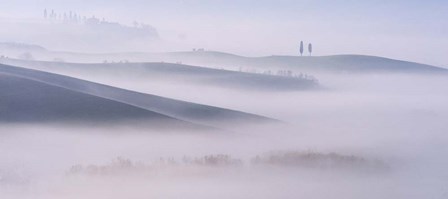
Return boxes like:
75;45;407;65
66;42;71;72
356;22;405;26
0;64;277;128
0;73;197;129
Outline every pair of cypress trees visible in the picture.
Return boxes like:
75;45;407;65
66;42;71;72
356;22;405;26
299;41;312;56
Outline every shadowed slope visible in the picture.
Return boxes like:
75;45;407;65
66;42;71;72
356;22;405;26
0;73;202;130
0;64;277;128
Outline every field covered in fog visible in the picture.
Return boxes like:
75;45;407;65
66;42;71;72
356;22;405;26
1;52;448;198
1;1;448;198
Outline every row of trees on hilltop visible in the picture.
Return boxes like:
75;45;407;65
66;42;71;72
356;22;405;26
44;9;85;24
299;41;313;56
43;9;154;30
44;8;111;25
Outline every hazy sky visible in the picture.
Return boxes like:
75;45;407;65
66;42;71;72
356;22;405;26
1;0;447;67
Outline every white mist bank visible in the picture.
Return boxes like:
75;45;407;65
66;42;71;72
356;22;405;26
1;72;448;198
0;122;447;199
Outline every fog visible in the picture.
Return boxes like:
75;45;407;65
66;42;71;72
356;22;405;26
1;71;448;198
1;1;448;198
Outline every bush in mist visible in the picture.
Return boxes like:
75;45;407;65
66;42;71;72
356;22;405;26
183;154;243;167
68;157;144;176
67;152;388;178
251;151;389;172
238;66;318;83
67;155;243;177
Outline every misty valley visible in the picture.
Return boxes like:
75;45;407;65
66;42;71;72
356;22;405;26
1;1;448;199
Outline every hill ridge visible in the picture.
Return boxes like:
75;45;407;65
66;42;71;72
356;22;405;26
0;64;277;128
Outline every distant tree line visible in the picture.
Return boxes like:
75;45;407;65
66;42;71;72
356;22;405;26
44;8;84;24
238;67;318;82
192;48;206;52
43;8;155;31
66;151;388;177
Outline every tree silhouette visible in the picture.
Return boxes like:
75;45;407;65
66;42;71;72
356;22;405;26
44;9;47;19
300;41;304;56
308;43;313;56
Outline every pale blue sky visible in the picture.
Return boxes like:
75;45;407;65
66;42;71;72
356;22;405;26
1;0;447;66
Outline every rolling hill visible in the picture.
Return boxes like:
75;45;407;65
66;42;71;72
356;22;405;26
0;72;198;129
0;59;319;91
142;52;448;74
0;64;276;129
2;46;446;74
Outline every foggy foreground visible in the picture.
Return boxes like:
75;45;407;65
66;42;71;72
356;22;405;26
1;62;448;198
